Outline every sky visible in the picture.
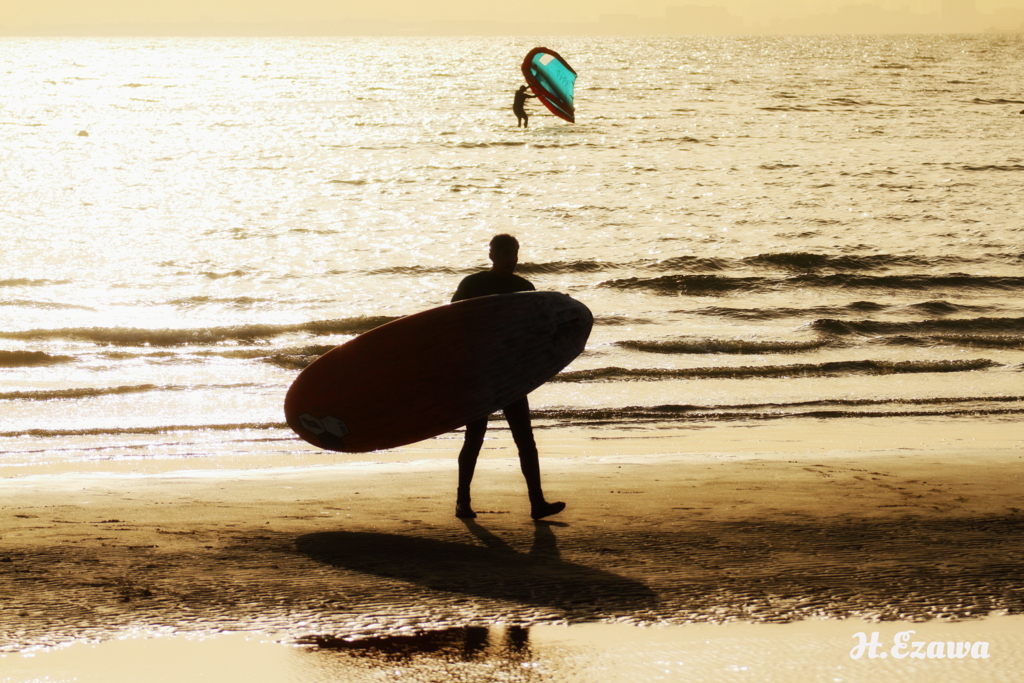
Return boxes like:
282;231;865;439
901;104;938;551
4;0;1024;35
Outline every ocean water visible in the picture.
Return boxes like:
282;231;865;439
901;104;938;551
2;34;1024;475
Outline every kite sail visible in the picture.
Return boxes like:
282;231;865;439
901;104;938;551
521;47;577;123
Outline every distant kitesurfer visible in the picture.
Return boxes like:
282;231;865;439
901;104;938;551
513;85;537;128
451;234;566;521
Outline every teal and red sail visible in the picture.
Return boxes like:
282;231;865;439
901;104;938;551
521;47;577;123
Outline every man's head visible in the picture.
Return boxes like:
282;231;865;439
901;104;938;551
489;234;519;275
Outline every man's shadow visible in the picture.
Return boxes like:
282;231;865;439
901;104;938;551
296;520;656;613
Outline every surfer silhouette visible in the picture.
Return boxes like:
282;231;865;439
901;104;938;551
451;234;566;521
513;85;537;128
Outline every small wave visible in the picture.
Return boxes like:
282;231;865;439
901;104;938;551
742;252;928;271
454;141;527;148
695;301;888;321
518;260;612;275
362;258;612;281
0;278;72;288
107;344;340;368
876;182;920;190
904;300;988;316
599;274;759;296
812;316;1024;336
0;299;96;311
530;142;584;149
533;394;1024;424
799;273;1024;290
0;351;75;368
0;422;287;439
167;295;269;308
605;273;1024;296
0;317;398;347
758;106;818;112
971;98;1024;105
201;270;249;280
593;315;657;326
653;136;701;144
365;265;465;276
874;334;1024;349
846;301;889;312
959;164;1024;172
822;98;872;106
996;252;1024;263
553;359;996;382
0;383;259;401
615;338;831;355
648;256;730;272
257;345;337;370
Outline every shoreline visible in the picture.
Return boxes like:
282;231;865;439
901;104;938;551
2;411;1018;477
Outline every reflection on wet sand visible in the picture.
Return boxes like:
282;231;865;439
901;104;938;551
293;619;1024;683
298;626;541;680
10;618;1021;683
300;625;530;660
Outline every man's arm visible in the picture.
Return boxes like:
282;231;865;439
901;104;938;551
451;273;478;302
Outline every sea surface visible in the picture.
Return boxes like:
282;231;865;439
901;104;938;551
2;34;1024;476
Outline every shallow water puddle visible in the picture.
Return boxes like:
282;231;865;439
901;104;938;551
3;617;1022;683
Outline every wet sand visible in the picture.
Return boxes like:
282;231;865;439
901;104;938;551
4;618;1024;682
2;417;1023;680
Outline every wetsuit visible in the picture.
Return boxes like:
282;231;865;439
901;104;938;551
451;271;541;509
452;270;534;302
513;89;536;127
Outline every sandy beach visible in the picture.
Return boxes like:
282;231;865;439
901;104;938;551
2;417;1022;680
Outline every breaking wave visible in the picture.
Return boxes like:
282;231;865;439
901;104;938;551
0;351;75;368
811;316;1024;336
600;274;1024;296
553;358;997;382
0;317;397;347
532;394;1024;424
0;383;259;402
615;338;831;354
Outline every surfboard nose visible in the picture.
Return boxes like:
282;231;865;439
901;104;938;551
552;298;593;356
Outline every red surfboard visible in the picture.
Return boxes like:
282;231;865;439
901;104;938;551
284;292;593;453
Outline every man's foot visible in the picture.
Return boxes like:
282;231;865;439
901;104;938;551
455;501;477;519
531;501;566;520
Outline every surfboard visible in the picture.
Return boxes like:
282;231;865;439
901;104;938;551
284;291;593;453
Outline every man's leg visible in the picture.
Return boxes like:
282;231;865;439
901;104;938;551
503;396;565;520
456;416;488;518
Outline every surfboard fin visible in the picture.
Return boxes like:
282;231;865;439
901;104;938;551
299;413;349;450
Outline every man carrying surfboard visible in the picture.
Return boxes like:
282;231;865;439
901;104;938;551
451;234;566;521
